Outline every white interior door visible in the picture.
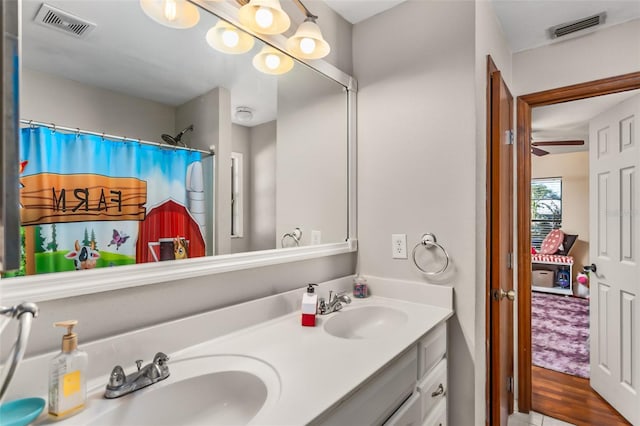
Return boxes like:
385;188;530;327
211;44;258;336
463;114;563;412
589;93;640;425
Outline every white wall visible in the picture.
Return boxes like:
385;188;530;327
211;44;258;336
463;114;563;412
532;151;590;283
21;68;175;142
250;121;277;251
513;19;640;96
231;124;252;254
354;2;479;424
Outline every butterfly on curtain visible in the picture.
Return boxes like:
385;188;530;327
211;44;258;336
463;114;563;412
108;229;130;250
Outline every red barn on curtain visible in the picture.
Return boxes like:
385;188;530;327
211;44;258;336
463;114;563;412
136;199;205;263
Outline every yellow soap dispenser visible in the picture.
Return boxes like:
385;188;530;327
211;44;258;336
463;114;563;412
48;320;88;419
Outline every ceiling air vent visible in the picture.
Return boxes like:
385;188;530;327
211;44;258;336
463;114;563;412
34;4;96;38
549;12;606;39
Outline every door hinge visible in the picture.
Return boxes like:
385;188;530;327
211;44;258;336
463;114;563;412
507;376;514;393
506;130;514;145
507;252;513;269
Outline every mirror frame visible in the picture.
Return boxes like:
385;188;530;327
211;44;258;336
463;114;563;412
0;0;21;272
0;0;357;306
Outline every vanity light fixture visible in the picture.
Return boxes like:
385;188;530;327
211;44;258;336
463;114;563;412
252;45;294;75
206;20;255;54
286;16;330;60
238;0;290;35
139;0;201;29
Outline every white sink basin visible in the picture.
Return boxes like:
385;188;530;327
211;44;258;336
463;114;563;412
323;306;409;339
85;355;280;426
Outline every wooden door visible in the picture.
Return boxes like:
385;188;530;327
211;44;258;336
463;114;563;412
488;63;515;426
588;93;640;425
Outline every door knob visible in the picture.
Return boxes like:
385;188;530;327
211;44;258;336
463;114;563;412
585;263;597;273
493;288;516;301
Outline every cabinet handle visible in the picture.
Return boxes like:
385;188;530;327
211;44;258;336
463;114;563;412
431;383;445;397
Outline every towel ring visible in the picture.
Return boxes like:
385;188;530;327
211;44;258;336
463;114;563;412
412;233;450;276
281;227;302;248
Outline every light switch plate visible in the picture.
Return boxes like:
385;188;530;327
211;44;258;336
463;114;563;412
392;234;407;259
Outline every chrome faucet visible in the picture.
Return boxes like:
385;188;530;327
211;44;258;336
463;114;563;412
104;352;170;399
319;291;352;315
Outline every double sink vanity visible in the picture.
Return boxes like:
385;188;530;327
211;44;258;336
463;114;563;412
11;276;452;425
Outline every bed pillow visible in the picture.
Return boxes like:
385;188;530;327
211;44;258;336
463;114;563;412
540;229;565;254
557;233;578;255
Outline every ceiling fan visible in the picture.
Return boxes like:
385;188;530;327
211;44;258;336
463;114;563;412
530;139;584;156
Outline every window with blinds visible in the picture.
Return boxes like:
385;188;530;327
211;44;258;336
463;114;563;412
531;177;562;250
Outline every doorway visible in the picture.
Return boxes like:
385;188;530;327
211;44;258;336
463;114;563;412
516;72;640;424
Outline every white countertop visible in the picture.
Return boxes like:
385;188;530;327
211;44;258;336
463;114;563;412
18;276;453;425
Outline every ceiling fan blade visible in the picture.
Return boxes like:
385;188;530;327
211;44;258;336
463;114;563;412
531;147;550;156
531;140;584;147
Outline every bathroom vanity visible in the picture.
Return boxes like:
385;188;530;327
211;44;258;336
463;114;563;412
7;276;452;425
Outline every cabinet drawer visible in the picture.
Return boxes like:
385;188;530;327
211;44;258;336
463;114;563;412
316;347;417;425
384;393;421;426
417;322;446;379
422;397;447;426
417;358;447;421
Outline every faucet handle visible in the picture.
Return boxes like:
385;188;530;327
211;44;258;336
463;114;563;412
135;360;144;371
153;352;169;366
108;365;126;388
339;293;352;304
318;298;327;314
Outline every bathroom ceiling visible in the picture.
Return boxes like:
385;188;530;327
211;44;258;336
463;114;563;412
490;0;640;53
322;0;408;24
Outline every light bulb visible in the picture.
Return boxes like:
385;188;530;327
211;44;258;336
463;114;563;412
222;29;240;48
255;7;274;29
163;0;177;21
299;37;316;55
265;53;281;70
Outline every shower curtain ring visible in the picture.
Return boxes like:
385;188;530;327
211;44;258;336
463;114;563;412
101;132;105;141
28;120;34;129
51;123;56;133
75;128;80;138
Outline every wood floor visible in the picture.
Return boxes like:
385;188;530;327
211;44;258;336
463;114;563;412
532;366;631;426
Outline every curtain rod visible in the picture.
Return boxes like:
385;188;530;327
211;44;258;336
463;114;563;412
20;120;214;156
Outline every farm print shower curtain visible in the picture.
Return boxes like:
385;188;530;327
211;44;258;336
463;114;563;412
9;126;206;276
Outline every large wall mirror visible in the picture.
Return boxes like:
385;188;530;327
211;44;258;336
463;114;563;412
1;0;352;288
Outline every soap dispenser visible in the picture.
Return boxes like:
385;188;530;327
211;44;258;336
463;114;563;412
49;320;88;419
301;283;318;326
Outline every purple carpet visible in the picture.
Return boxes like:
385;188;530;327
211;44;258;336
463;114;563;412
532;291;590;378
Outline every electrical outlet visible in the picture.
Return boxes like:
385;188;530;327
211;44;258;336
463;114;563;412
311;230;322;245
392;234;407;259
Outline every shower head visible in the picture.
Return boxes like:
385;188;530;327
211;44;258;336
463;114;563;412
162;125;193;147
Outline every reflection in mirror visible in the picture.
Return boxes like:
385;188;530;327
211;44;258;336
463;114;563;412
3;0;348;279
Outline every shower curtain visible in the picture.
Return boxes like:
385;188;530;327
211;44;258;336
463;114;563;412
9;126;207;276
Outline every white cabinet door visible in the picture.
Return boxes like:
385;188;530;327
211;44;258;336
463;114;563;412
589;93;640;425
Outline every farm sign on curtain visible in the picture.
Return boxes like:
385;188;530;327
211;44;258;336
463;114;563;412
7;126;206;276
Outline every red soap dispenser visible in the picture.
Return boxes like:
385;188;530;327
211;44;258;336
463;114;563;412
301;284;318;327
